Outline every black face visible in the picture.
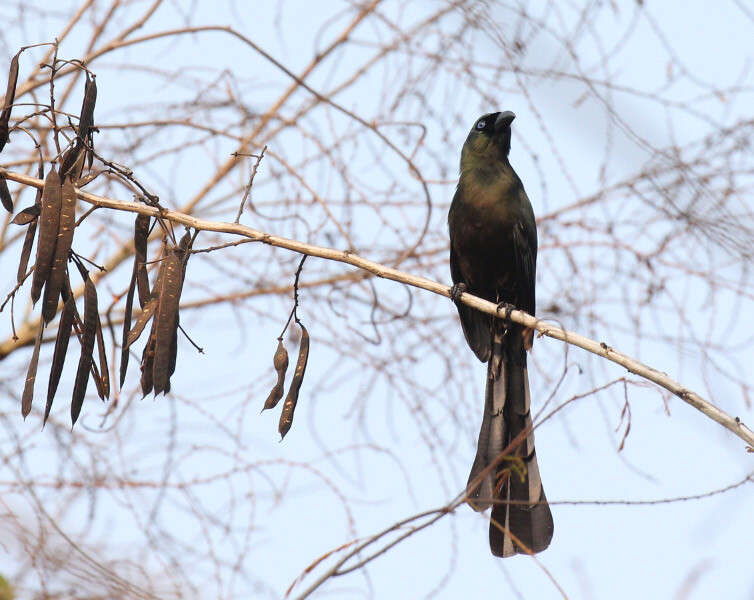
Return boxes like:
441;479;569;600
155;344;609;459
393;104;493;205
463;111;516;161
474;113;497;133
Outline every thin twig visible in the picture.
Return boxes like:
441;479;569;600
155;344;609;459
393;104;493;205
233;145;266;223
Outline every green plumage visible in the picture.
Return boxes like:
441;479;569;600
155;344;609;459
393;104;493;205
449;111;553;557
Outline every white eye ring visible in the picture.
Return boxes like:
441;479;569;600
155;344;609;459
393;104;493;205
476;120;486;129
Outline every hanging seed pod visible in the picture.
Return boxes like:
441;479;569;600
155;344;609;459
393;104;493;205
78;74;97;140
0;50;20;153
86;140;94;171
42;176;76;323
0;175;11;212
11;204;40;225
278;325;310;439
263;339;288;411
71;274;98;426
30;167;62;304
140;332;156;396
126;238;168;349
134;214;150;307
89;361;106;401
150;234;192;395
94;312;109;399
120;262;137;387
17;217;36;284
125;295;158;349
152;251;182;395
21;323;44;418
45;293;76;424
17;164;44;284
167;313;179;380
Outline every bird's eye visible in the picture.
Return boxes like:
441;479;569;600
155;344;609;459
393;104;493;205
476;120;486;130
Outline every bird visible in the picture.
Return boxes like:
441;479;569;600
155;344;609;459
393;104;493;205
448;111;553;557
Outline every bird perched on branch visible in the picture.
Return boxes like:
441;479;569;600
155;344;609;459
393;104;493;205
448;111;553;557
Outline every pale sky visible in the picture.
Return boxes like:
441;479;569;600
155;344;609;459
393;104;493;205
1;2;752;599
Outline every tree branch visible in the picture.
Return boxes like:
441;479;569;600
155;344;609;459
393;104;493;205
2;167;753;448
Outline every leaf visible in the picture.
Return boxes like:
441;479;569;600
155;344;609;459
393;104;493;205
0;50;20;153
16;218;36;284
134;214;150;307
278;325;310;439
263;339;288;410
21;323;44;418
71;275;98;426
30;167;62;304
0;175;11;212
45;293;76;424
120;262;137;387
42;176;76;323
11;204;40;225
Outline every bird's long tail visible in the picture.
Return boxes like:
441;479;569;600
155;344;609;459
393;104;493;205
466;327;554;557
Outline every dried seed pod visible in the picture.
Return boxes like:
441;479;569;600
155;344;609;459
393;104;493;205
59;74;98;180
263;339;288;411
30;167;62;304
95;312;109;399
0;50;20;153
42;176;76;323
0;175;11;212
126;238;168;349
60;141;85;181
134;214;150;307
35;162;44;195
45;293;76;424
21;323;44;418
120;262;137;387
177;230;192;253
17;217;36;284
126;295;158;349
11;204;40;225
278;325;310;439
71;274;98;426
167;313;179;380
17;164;44;283
89;361;106;401
152;251;182;395
78;74;97;140
140;331;156;396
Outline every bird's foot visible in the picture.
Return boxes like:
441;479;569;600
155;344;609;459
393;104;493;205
449;283;467;302
496;302;516;323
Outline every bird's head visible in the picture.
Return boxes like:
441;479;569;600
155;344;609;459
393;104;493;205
460;111;515;171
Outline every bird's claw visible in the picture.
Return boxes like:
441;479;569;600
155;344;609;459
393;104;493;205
449;283;467;302
496;302;516;323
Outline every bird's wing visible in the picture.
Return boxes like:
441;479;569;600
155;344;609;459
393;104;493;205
450;242;491;362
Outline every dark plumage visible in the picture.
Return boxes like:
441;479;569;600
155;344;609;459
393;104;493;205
448;111;553;557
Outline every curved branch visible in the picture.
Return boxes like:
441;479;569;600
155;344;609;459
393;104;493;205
2;167;753;448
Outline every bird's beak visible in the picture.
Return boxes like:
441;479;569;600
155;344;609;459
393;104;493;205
494;111;515;132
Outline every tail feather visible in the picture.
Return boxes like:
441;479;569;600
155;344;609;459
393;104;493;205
466;329;553;557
